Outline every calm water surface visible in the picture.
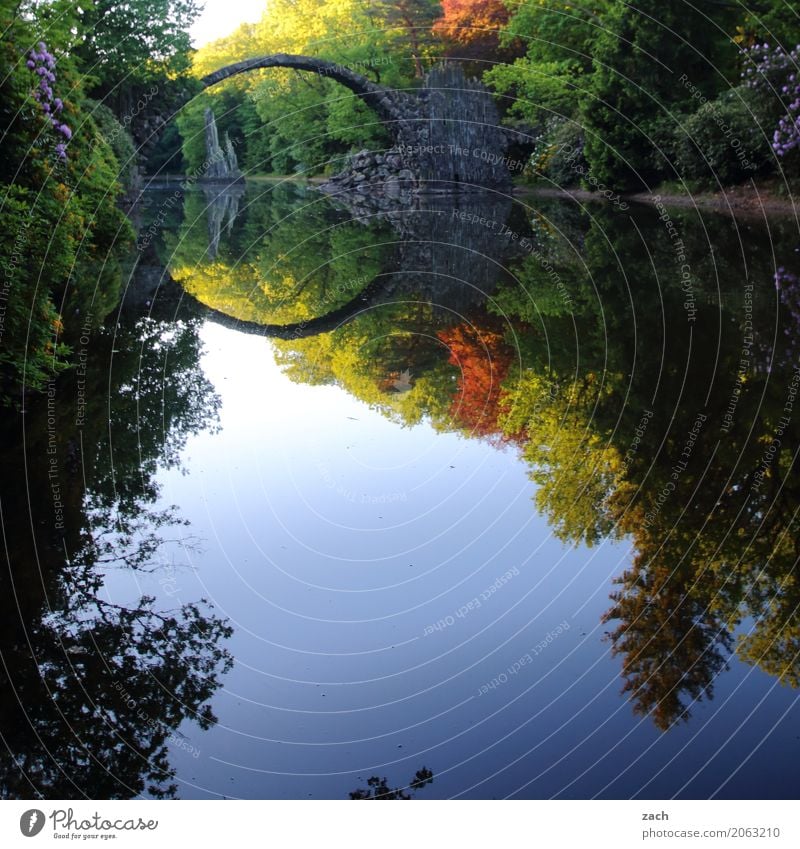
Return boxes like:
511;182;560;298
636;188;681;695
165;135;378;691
2;182;799;799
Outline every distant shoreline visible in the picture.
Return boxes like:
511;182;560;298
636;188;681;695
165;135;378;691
515;182;799;218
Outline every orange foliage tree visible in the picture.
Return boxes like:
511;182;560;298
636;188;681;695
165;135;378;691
438;322;515;439
433;0;520;64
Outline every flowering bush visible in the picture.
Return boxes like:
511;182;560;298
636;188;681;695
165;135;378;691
0;16;132;404
742;43;800;158
27;42;71;160
672;85;771;185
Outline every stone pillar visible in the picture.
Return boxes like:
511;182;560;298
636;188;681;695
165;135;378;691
204;108;240;181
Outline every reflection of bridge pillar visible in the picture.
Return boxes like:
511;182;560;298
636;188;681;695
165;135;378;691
201;182;246;259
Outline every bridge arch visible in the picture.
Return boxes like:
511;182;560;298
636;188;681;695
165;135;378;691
180;272;392;340
196;55;511;192
200;54;411;135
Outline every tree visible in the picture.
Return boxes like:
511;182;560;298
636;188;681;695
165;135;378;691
438;321;515;439
433;0;520;67
0;564;233;798
0;2;133;403
66;0;202;108
603;552;733;731
583;0;734;190
485;0;610;132
368;0;444;77
183;0;412;176
0;258;229;796
349;767;434;799
730;1;800;51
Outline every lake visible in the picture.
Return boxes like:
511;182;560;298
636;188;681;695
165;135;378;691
1;180;798;800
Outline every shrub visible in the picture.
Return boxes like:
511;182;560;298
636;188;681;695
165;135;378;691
0;186;71;400
0;16;133;404
528;117;587;188
87;100;139;190
583;0;728;192
673;86;775;185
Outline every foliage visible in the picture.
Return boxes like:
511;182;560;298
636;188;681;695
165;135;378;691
366;0;444;77
732;4;800;51
523;115;587;186
349;767;434;799
0;290;229;797
0;4;133;403
582;1;732;191
0;186;70;400
671;85;775;185
481;1;797;191
602;554;733;731
433;0;519;66
182;0;431;175
87;99;139;189
742;43;800;160
438;322;515;439
484;0;608;128
0;582;233;798
167;185;390;325
158;177;800;735
64;0;202;105
145;121;185;173
162;0;800;187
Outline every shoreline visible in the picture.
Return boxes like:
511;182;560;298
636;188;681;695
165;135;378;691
514;182;799;218
141;173;800;217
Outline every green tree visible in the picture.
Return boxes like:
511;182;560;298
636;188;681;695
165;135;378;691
66;0;202;108
583;0;733;190
486;0;610;126
367;0;444;77
183;0;434;176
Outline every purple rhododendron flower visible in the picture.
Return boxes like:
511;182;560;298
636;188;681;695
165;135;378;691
743;43;800;157
27;41;68;160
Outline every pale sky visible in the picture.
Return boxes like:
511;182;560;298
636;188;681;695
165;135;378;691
190;0;267;47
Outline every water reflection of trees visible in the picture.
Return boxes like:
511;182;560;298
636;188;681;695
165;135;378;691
349;767;434;800
171;187;800;732
497;207;800;730
0;272;229;798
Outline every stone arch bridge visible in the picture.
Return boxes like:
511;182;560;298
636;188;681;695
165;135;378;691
133;58;518;339
198;54;513;194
